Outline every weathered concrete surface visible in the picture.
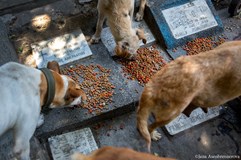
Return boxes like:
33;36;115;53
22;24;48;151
0;130;50;160
91;107;241;159
0;20;18;66
0;0;33;10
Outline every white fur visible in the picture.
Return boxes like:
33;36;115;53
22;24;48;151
0;62;41;160
0;62;82;160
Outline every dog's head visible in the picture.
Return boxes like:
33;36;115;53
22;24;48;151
115;28;146;60
41;61;87;108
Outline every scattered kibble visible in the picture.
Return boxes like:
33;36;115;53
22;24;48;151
183;37;226;55
119;46;167;84
61;64;115;114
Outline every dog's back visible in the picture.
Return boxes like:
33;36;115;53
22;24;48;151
0;62;41;135
71;146;175;160
137;41;241;151
184;41;241;107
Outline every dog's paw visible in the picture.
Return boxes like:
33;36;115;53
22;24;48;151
135;12;144;21
151;130;162;141
88;35;101;44
37;114;44;127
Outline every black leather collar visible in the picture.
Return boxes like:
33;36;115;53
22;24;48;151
40;68;55;107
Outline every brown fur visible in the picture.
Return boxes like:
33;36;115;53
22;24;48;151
40;61;86;108
137;41;241;151
71;146;175;160
90;0;147;60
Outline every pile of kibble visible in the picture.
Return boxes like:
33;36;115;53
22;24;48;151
61;64;115;114
119;46;167;84
183;36;226;55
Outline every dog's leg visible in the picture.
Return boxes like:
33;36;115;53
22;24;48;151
135;0;146;21
148;118;174;141
13;118;37;160
129;5;134;21
90;10;106;44
137;96;154;152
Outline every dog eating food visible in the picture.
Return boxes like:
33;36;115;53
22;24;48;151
61;64;115;114
0;61;86;160
137;41;241;152
89;0;147;60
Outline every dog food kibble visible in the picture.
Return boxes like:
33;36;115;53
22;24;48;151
183;37;226;55
61;64;115;114
119;46;167;84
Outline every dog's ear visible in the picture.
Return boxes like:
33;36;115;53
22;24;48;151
136;29;147;44
47;61;61;74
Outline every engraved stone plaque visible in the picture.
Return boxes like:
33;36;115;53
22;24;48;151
162;0;218;39
48;128;98;160
165;106;221;135
101;20;155;56
31;30;92;68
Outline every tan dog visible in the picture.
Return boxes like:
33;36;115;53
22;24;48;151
90;0;147;60
71;146;175;160
0;61;86;160
137;41;241;151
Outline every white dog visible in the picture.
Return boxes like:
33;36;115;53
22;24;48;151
0;61;86;160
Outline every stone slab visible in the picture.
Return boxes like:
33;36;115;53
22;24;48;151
100;20;156;56
0;20;18;66
0;0;33;10
166;8;241;60
165;106;221;135
35;43;171;139
145;0;223;49
31;30;92;68
92;109;241;159
48;128;98;160
35;41;137;138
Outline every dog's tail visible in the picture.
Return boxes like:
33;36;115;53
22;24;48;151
137;105;152;152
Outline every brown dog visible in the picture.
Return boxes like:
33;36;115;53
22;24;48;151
137;41;241;151
71;146;175;160
90;0;147;60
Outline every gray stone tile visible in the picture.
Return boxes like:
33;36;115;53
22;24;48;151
48;128;97;160
165;106;221;135
31;30;92;68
